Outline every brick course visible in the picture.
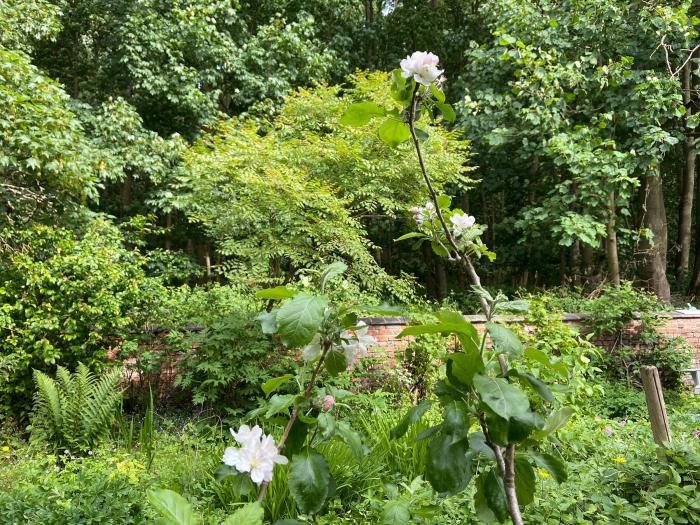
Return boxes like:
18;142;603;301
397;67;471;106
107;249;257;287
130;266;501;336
363;311;700;368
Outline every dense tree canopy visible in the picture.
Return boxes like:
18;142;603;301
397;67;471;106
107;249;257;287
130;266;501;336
1;0;700;305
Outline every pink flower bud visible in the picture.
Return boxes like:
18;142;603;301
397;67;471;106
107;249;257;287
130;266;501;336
322;395;335;412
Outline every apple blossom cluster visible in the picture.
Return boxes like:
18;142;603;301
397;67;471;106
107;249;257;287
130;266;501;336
411;202;435;226
222;425;288;484
400;51;443;86
302;320;377;366
450;212;477;238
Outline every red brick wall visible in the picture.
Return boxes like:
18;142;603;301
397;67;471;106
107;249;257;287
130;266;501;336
364;312;700;368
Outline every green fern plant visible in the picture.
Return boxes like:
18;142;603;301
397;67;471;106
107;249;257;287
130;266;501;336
31;363;123;451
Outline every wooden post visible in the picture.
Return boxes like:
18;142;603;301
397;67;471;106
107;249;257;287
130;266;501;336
640;365;672;459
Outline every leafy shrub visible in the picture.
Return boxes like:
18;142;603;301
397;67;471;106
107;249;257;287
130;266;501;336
401;333;447;401
586;380;649;420
583;281;665;337
0;452;154;524
0;220;155;419
175;311;295;410
521;296;600;405
582;282;692;391
30;364;123;451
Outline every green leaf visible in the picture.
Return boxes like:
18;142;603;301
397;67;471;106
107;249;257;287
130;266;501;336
508;411;545;443
399;311;478;347
265;394;295;418
473;374;530;420
442;401;469;442
482;470;508;523
435;101;456;122
486;322;523;359
531;452;567;483
257;310;277;334
324;350;348;376
390;399;432;440
318;412;336;440
262;374;294;397
474;473;498;523
429;83;446;103
430;241;449;257
378;117;411;146
519;372;554;402
285;419;309;456
446;349;484;387
274;520;305;525
276;293;327;348
147;489;198;525
514;457;536;506
395;232;425;242
436;194;452;209
382;500;411;525
532;406;574;439
256;286;298;300
336;421;365;461
498;300;530;313
469;432;496;460
288;449;331;515
320;261;347;290
425;433;472;495
340;102;385;126
524;347;553;368
224;502;263;525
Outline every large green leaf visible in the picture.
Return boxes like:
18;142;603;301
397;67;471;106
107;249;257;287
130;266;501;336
224;502;264;525
514;457;536;506
382;500;411;525
486;322;523;359
288;449;331;515
425;433;471;495
482;470;508;523
435;101;456;122
518;372;554;402
532;406;574;440
276;293;327;348
320;261;347;290
261;374;294;397
264;394;295;418
531;452;567;483
473;374;530;420
378;117;410;146
340;102;385;126
446;349;484;387
147;489;198;525
324;349;348;376
442;401;469;442
335;420;365;461
390;399;432;440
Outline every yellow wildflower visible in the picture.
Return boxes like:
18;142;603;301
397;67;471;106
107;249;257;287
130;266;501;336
538;469;550;478
613;456;626;463
1;446;9;452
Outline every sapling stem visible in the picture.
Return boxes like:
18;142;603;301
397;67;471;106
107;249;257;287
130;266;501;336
408;86;525;523
257;342;331;502
406;85;491;317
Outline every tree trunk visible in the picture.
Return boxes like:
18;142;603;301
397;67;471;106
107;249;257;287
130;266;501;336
435;255;447;301
640;174;671;302
677;57;697;283
582;242;594;282
606;191;621;285
571;239;581;286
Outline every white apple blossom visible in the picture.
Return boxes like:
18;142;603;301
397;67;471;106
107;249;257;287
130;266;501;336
230;424;262;446
450;213;476;237
400;51;444;86
223;425;288;485
340;321;377;366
